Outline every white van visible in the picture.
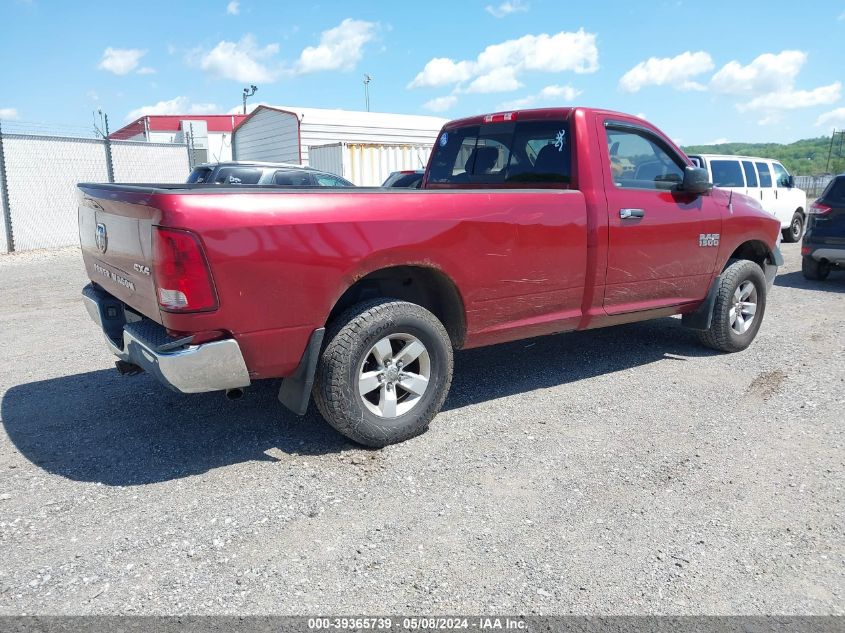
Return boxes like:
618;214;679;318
688;154;807;242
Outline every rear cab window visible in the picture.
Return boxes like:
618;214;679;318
187;167;213;183
426;116;572;188
710;160;745;187
821;176;845;205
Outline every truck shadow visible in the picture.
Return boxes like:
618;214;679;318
774;269;845;293
2;317;715;486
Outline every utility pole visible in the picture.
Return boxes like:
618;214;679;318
826;129;836;173
363;74;372;112
242;85;258;115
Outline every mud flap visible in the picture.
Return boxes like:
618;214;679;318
681;275;721;331
278;328;325;416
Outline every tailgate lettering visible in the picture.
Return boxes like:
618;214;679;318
93;262;136;291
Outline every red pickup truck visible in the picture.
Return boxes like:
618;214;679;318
79;107;783;447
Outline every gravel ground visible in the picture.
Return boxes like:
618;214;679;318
0;243;842;615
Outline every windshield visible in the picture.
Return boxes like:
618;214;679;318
426;119;572;188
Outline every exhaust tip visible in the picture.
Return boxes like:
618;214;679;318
225;388;245;401
115;360;143;376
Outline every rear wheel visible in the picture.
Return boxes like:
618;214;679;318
697;259;767;352
802;256;830;281
782;211;804;243
313;299;453;447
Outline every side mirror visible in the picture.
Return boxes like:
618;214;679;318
680;166;713;195
786;175;795;188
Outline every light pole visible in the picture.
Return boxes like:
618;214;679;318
363;74;372;112
242;85;258;115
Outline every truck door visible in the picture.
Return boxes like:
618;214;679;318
599;119;722;314
756;161;778;222
772;161;799;223
742;160;759;199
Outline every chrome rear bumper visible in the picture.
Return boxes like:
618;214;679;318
82;284;250;394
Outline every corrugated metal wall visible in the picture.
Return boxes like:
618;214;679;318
232;108;300;163
233;106;445;167
309;143;432;186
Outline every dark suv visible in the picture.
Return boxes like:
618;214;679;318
802;174;845;280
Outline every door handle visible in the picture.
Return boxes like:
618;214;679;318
619;208;645;219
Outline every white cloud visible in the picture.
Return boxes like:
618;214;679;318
498;84;581;109
485;0;528;18
409;28;598;91
0;107;19;120
423;96;458;112
839;9;845;20
618;51;713;93
125;96;220;121
226;1;240;15
408;58;474;88
710;50;806;95
706;138;730;145
738;82;841;113
137;66;156;75
465;66;523;93
98;47;147;75
816;107;845;127
195;35;281;82
295;19;378;73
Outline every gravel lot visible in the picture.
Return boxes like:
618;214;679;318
0;243;842;615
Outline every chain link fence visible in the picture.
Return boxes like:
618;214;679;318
794;174;834;200
0;121;191;253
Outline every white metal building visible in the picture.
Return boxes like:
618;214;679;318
232;105;447;168
110;114;247;163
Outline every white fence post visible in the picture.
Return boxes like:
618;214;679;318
0;120;14;253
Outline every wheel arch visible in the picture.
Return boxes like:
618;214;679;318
724;239;774;271
327;265;467;348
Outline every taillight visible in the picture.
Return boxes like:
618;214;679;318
801;246;811;256
809;201;832;215
152;227;218;312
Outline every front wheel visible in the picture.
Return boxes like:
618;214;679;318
782;211;804;243
313;299;454;447
697;259;767;353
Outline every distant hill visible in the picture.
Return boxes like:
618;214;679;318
681;136;845;176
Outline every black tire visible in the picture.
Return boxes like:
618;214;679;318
697;259;768;353
802;256;830;281
313;299;453;447
782;211;804;243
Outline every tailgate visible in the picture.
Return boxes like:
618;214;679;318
78;185;161;323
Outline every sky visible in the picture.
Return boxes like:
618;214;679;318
1;0;844;145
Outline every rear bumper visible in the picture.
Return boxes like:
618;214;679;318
82;284;250;394
804;245;845;265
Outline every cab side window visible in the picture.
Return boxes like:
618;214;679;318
315;174;353;187
756;162;773;188
772;162;791;188
605;127;684;190
742;161;758;187
710;160;745;187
